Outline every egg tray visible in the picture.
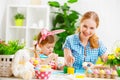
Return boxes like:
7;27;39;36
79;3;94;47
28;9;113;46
85;72;117;79
85;66;117;79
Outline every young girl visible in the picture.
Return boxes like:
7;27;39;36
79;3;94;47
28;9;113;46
34;28;65;69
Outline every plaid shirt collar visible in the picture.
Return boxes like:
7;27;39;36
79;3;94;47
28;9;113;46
73;33;90;48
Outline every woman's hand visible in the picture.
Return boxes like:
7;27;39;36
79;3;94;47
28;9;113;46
82;62;94;69
64;48;75;67
101;53;108;62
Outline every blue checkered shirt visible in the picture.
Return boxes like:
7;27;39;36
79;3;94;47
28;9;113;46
63;33;107;69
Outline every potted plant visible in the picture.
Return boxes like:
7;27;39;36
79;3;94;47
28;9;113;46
0;40;25;55
0;40;25;77
14;13;25;26
48;0;81;56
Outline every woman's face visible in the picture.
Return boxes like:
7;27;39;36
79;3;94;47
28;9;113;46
80;19;97;39
39;43;55;56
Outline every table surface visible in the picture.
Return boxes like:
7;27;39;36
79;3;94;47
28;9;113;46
0;70;119;80
0;75;118;80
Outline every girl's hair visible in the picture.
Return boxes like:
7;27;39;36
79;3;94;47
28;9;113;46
34;32;55;58
76;11;99;48
37;33;55;45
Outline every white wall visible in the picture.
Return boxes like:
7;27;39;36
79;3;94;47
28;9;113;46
78;0;120;52
0;0;7;39
56;0;120;52
0;0;120;52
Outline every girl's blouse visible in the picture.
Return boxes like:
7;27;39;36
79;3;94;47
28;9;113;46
63;33;107;69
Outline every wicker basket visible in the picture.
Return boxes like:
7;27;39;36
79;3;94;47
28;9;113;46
0;55;14;77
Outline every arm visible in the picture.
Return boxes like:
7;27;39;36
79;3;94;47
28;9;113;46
64;48;75;66
100;52;108;62
82;53;108;69
98;40;108;62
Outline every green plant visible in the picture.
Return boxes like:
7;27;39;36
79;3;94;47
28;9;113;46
105;54;117;67
48;0;80;56
0;40;25;55
33;35;38;41
14;13;25;20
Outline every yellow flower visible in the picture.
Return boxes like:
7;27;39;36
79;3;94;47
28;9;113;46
115;48;120;53
111;55;115;59
108;54;115;60
108;55;112;60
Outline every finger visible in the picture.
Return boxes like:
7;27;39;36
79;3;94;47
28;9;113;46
83;66;88;69
72;57;75;62
70;57;74;67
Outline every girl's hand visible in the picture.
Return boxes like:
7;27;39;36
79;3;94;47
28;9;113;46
48;53;58;60
64;48;75;67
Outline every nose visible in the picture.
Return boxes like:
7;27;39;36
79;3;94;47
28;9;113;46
86;28;90;34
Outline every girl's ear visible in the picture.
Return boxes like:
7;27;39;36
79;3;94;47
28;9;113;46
38;44;42;48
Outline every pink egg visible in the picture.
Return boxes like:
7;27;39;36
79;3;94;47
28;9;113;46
106;69;111;74
93;69;99;74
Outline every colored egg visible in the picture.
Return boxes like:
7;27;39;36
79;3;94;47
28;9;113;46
106;69;111;74
87;68;93;73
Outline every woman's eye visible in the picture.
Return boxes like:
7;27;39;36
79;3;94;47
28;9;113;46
83;25;87;28
90;27;94;30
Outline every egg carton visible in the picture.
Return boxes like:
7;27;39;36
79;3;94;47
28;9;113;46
85;73;117;79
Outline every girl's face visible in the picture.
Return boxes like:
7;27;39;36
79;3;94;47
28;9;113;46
39;43;55;56
80;19;97;39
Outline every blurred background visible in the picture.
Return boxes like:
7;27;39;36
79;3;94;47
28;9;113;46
0;0;120;52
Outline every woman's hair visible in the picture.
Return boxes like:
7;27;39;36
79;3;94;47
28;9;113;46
34;32;55;58
76;11;99;48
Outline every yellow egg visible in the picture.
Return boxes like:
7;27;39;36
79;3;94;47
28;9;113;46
40;68;46;72
34;60;39;65
100;70;105;74
41;65;51;69
75;75;85;78
112;71;117;75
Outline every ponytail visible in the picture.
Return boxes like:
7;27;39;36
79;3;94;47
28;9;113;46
89;34;99;48
34;43;39;58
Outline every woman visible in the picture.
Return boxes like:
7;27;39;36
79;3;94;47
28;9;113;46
63;11;108;70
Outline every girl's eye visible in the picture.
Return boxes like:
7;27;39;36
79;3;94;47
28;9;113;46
47;46;53;49
47;47;50;49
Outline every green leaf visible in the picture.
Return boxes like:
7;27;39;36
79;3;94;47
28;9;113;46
48;1;60;8
0;40;25;55
68;12;79;22
70;10;80;15
48;0;81;57
68;0;78;3
55;13;64;24
54;39;64;56
14;13;25;19
61;3;70;11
